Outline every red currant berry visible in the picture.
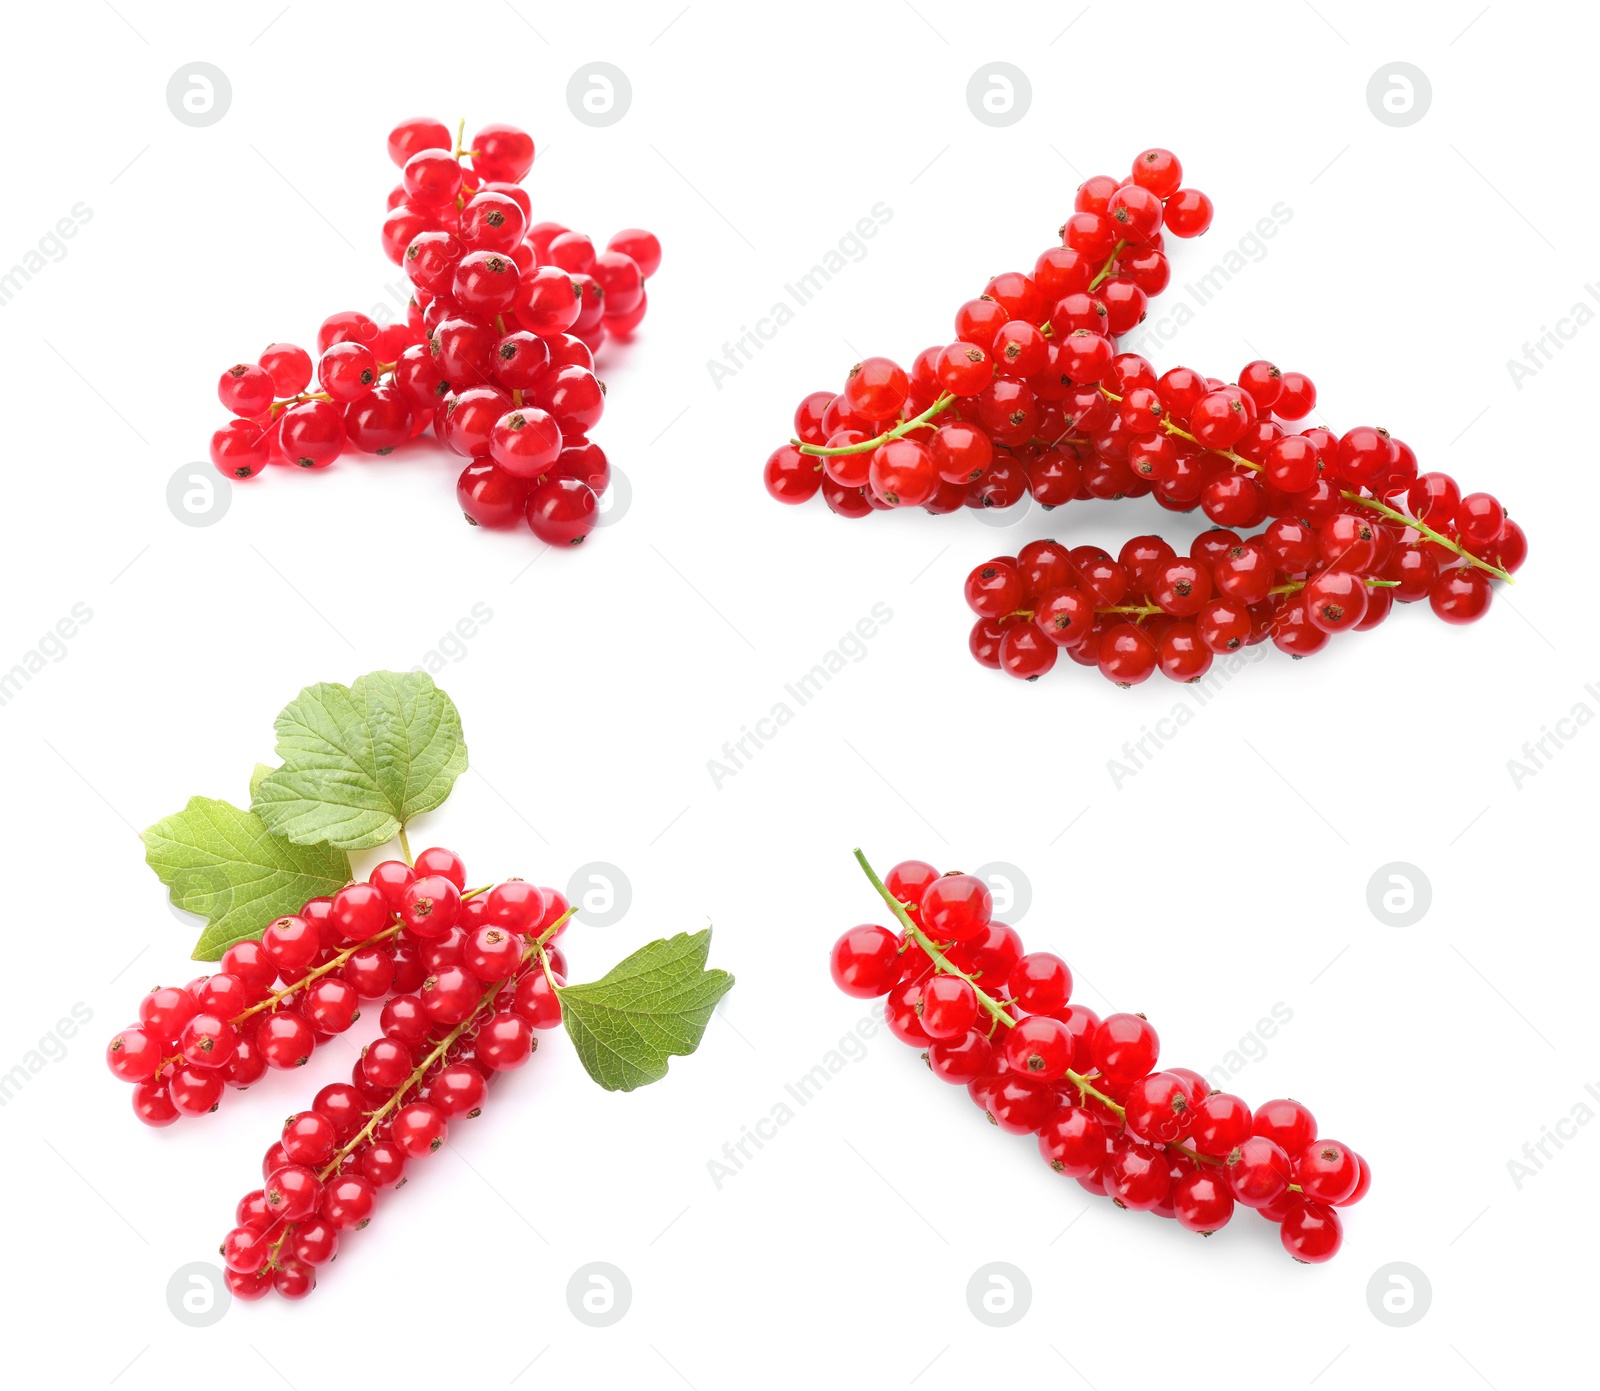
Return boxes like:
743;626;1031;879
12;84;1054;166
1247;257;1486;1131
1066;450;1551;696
280;1111;337;1168
392;1101;448;1158
178;1012;238;1069
1225;1136;1293;1208
106;1026;162;1082
167;1064;223;1115
919;874;993;945
401;874;462;939
927;1029;995;1084
256;1012;314;1069
510;969;563;1029
1172;1170;1235;1234
259;341;313;396
1162;189;1214;237
264;1164;321;1221
829;925;903;997
222;1224;274;1274
918;975;979;1039
1190;1092;1252;1156
476;1011;534;1070
1429;567;1493;623
1037;1106;1108;1176
321;1173;376;1230
526;476;598;546
1003;1015;1073;1080
1253;1097;1317;1154
1090;1013;1159;1082
262;914;320;975
1294;1141;1359;1203
139;986;199;1045
1279;1199;1343;1263
331;883;391;942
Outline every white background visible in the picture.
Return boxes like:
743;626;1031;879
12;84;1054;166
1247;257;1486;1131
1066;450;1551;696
1;1;1594;1387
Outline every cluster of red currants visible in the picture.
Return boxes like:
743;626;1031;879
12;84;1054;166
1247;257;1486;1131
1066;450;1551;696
105;848;571;1129
832;854;1369;1262
762;147;1212;516
110;847;575;1299
208;117;661;548
965;433;1527;685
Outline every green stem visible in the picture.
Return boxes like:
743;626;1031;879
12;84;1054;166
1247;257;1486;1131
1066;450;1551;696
397;826;413;867
796;392;956;457
1097;388;1515;584
233;923;402;1025
1087;239;1128;293
855;848;1015;1030
1345;492;1514;584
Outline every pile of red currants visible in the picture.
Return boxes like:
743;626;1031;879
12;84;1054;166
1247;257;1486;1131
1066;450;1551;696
208;117;661;548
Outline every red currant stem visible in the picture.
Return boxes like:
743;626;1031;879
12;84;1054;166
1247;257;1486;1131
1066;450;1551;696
397;826;414;867
232;922;404;1027
269;392;334;416
794;392;957;457
855;849;1015;1031
1344;492;1515;584
265;1219;294;1271
1097;388;1516;585
317;996;490;1181
1086;239;1128;293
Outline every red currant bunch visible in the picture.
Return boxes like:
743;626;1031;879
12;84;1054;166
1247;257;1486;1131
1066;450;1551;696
962;348;1524;683
762;148;1211;516
218;877;575;1300
106;850;575;1130
208;116;662;551
831;851;1368;1262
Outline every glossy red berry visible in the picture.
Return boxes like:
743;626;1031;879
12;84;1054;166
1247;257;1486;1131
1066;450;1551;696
1090;1013;1159;1082
1280;1200;1343;1262
830;925;903;997
919;874;992;945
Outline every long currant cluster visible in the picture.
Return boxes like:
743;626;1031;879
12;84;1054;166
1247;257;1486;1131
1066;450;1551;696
831;852;1368;1262
105;847;571;1130
217;875;573;1300
209;116;661;548
762;147;1213;515
965;450;1526;686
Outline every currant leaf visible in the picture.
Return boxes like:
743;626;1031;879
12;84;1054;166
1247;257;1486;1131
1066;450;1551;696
249;762;275;799
142;796;351;960
556;929;734;1092
251;670;468;851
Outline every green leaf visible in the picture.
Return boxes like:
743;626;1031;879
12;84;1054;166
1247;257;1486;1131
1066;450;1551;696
142;797;351;960
249;762;275;799
251;670;467;850
557;930;735;1092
